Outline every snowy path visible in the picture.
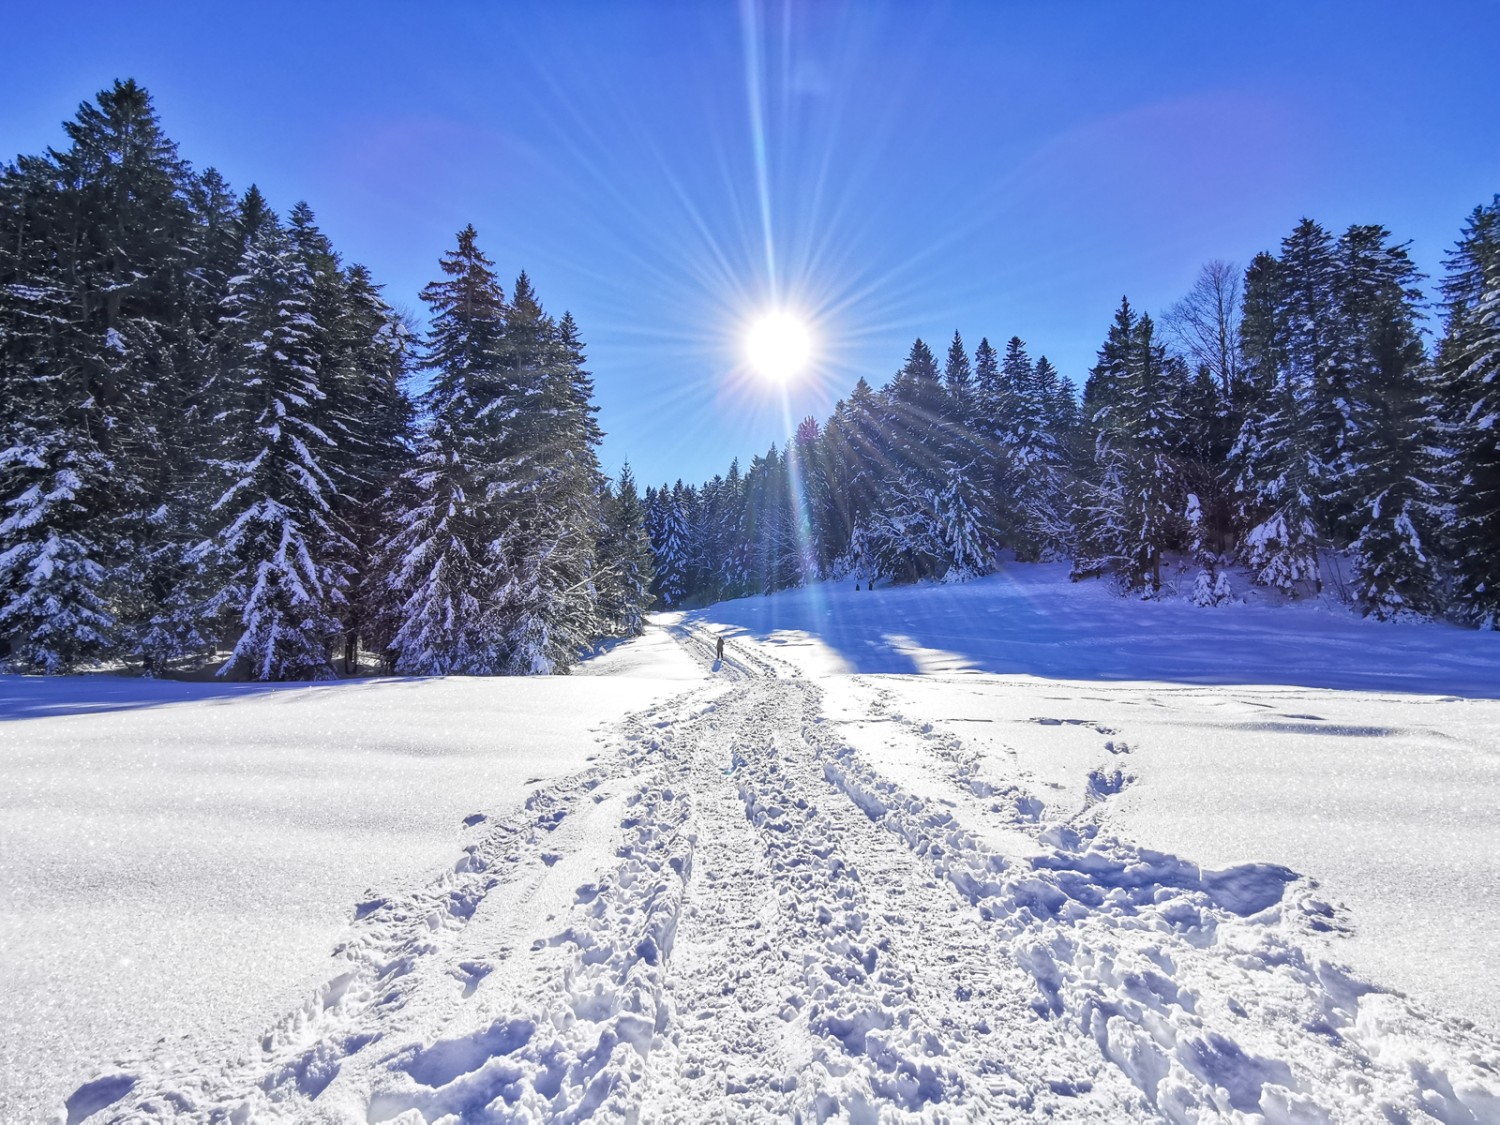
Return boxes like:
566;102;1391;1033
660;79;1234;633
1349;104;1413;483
65;624;1500;1122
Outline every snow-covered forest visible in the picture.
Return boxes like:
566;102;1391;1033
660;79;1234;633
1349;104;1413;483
5;81;1499;685
643;211;1500;625
0;81;655;680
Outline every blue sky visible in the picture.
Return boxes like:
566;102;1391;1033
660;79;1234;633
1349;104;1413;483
3;2;1497;488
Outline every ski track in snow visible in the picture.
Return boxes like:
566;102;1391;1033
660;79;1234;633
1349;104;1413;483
67;626;1500;1123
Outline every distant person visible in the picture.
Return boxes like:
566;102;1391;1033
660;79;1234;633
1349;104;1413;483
855;582;860;591
715;635;725;661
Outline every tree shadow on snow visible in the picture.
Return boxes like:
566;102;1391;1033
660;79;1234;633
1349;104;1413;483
0;673;434;721
682;569;1500;700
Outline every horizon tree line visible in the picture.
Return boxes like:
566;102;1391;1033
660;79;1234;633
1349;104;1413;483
645;204;1500;628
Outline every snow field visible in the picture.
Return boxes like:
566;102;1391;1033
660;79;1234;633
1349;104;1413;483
855;674;1500;1035
12;566;1500;1122
0;634;704;1124
813;678;1499;1122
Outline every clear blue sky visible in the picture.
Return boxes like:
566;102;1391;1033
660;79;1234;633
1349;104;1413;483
3;2;1497;488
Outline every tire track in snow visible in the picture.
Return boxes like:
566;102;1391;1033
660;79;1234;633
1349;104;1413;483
663;623;1151;1120
634;686;803;1121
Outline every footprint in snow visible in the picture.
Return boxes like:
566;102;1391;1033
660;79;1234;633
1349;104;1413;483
65;1073;136;1125
451;960;493;998
1086;767;1132;801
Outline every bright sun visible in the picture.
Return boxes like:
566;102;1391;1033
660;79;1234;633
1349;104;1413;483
745;310;812;383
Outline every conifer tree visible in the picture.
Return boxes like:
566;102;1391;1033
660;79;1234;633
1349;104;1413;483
0;81;197;670
1335;227;1441;617
648;482;690;606
943;329;976;438
385;226;508;674
1437;198;1500;624
334;264;416;667
490;273;602;673
1075;301;1187;590
933;463;990;577
597;461;655;634
1231;236;1326;594
200;215;345;680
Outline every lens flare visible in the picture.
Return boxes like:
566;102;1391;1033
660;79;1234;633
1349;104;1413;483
745;310;812;382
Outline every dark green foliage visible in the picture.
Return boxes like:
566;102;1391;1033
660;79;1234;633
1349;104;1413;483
1435;199;1500;625
1;82;629;677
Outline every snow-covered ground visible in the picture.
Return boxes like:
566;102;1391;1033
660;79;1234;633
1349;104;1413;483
0;632;703;1124
4;565;1499;1122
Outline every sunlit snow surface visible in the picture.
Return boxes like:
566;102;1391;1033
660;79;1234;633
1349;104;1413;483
4;566;1499;1122
0;632;704;1123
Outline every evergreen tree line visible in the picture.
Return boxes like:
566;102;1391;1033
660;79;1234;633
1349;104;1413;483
647;207;1500;626
0;81;654;677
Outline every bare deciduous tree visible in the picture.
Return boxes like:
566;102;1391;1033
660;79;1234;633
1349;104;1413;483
1163;259;1242;395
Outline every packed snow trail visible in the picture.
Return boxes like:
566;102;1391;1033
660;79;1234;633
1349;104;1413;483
71;625;1500;1122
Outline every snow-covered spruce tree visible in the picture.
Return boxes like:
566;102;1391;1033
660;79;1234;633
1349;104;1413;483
596;461;655;635
1070;445;1129;581
0;81;203;670
933;463;991;578
1267;219;1347;529
821;379;882;562
131;166;257;674
692;474;729;602
677;482;708;602
384;225;508;674
647;482;690;606
864;473;946;583
284;202;362;665
790;416;835;581
877;340;956;581
970;335;1012;535
999;339;1069;560
1074;300;1187;591
886;339;950;479
0;159;106;671
715;458;751;598
1230;245;1325;595
1335;226;1443;618
1436;197;1500;625
943;330;975;420
488;274;604;674
312;264;416;670
941;330;984;474
199;214;346;681
744;447;804;593
1121;315;1190;592
1034;356;1081;546
541;310;608;653
137;180;269;673
0;403;117;672
1186;493;1233;606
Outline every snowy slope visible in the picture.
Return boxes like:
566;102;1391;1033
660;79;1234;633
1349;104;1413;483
7;566;1500;1123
